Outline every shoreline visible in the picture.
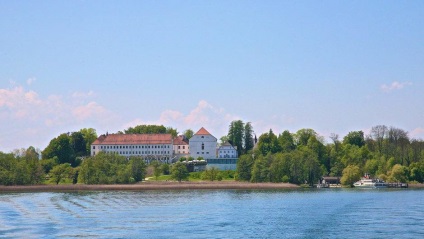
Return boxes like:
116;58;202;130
2;182;423;193
0;181;300;192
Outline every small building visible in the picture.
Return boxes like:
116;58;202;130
91;133;173;163
319;176;341;188
173;135;190;160
189;127;217;160
218;142;238;158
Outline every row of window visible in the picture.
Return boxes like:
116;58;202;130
101;150;171;155
94;145;171;150
219;150;236;154
177;146;187;149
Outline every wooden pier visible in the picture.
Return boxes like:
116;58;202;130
387;182;408;188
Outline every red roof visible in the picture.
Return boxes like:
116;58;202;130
173;135;189;145
92;134;172;145
194;127;212;135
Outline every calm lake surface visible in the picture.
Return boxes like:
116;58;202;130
1;189;424;238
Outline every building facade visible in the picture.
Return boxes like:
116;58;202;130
91;133;173;162
217;142;238;158
173;135;190;159
189;127;217;160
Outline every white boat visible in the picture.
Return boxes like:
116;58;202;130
354;175;387;188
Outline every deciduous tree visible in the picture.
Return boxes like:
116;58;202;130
171;162;189;182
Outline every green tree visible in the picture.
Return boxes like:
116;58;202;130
130;157;147;182
244;122;255;153
343;131;365;147
50;163;72;184
202;167;220;181
166;127;178;138
236;154;254;181
171;162;189;182
341;165;361;187
257;129;281;156
161;163;170;175
278;130;295;153
228;120;245;156
409;162;424;183
151;160;162;180
79;128;97;155
294;129;317;146
71;131;87;157
388;164;408;183
42;133;76;166
0;152;16;185
251;155;270;183
183;129;194;139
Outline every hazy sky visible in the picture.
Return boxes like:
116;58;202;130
1;1;423;152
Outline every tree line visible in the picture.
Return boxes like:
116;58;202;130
2;123;424;186
235;125;424;186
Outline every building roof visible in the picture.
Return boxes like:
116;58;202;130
194;127;212;135
173;135;189;145
219;142;236;150
92;134;172;145
221;142;233;147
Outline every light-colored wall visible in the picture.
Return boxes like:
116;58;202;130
218;145;238;158
189;134;217;159
91;144;173;159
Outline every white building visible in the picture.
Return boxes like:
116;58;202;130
189;127;217;160
218;142;238;158
91;133;173;162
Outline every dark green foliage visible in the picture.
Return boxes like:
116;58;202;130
161;163;170;175
244;122;255;153
202;167;220;181
236;154;254;181
0;149;44;186
278;130;295;153
343;131;365;147
42;133;76;166
71;132;87;157
151;160;162;180
79;128;98;155
171;162;189;182
224;120;255;156
257;129;281;156
50;163;72;184
228;120;244;156
78;153;146;184
124;125;178;137
183;129;194;139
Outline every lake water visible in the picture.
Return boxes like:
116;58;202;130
1;189;424;238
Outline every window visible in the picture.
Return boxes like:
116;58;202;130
93;146;95;149
183;146;185;149
202;143;204;150
178;146;180;149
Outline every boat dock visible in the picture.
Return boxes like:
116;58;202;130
387;182;408;188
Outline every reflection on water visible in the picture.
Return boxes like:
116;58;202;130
1;189;424;238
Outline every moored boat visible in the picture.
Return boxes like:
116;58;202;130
354;174;387;188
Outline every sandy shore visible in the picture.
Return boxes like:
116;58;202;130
0;181;300;192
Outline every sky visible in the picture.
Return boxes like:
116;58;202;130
1;1;424;152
